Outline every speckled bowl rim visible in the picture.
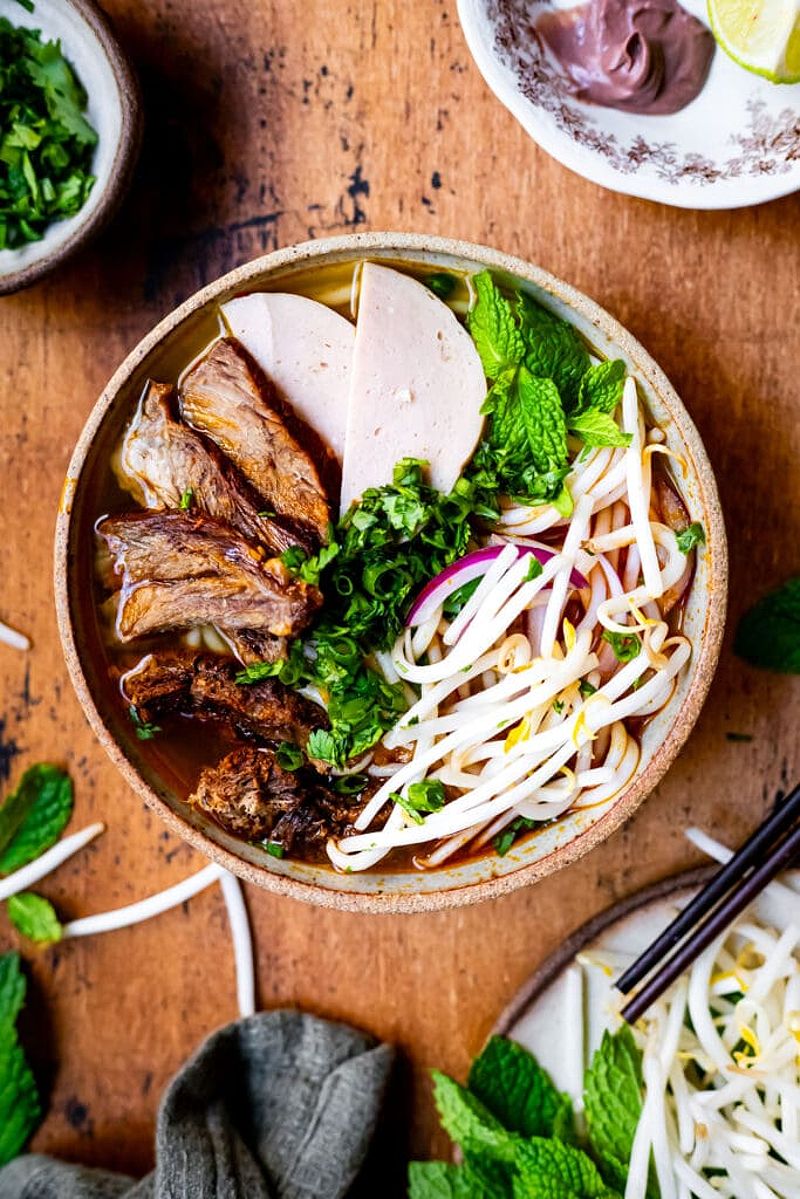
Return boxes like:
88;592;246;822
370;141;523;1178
54;232;728;914
0;0;142;296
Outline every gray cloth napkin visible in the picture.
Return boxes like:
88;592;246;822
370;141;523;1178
0;1011;394;1199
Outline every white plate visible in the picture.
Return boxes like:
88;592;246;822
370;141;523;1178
458;0;800;209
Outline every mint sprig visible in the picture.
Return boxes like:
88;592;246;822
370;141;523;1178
735;577;800;673
0;764;73;875
0;953;41;1166
584;1028;656;1198
7;893;62;945
468;1036;574;1142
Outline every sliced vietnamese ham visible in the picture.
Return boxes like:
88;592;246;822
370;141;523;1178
340;263;486;515
221;292;355;461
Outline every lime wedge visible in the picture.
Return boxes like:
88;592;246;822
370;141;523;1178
708;0;800;82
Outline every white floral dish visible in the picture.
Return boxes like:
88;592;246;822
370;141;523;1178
457;0;800;209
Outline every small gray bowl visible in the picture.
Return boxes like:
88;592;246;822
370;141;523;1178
0;0;141;295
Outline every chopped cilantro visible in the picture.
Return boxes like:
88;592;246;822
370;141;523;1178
264;841;285;859
390;778;446;824
676;521;705;554
579;679;597;698
442;576;481;618
331;773;369;795
524;556;543;582
602;630;641;663
0;18;98;249
275;742;304;772
552;699;565;715
128;705;161;741
493;816;535;857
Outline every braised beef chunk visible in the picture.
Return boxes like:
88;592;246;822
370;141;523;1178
122;650;326;749
179;339;330;544
118;381;309;555
189;746;357;855
98;510;321;641
221;627;287;667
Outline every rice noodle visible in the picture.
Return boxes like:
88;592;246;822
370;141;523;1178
328;373;696;872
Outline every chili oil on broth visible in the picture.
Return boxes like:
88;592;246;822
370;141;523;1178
83;257;696;873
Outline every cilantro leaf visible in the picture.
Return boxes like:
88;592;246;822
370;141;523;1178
432;1070;519;1164
129;705;161;741
601;631;641;664
7;893;62;944
274;742;304;772
573;360;626;417
675;522;705;555
584;1028;652;1198
0;18;98;247
567;410;631;450
468;1037;575;1143
516;293;590;408
0;952;41;1166
735;578;800;673
0;765;72;875
467;272;526;380
514;1138;621;1199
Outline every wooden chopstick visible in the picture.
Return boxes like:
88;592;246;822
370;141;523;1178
620;815;800;1026
616;783;800;996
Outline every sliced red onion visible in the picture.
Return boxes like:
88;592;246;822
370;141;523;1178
406;545;588;628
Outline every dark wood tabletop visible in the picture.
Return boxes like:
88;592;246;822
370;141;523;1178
1;0;799;1189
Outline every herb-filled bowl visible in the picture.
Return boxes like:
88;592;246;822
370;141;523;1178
0;0;141;295
54;233;727;913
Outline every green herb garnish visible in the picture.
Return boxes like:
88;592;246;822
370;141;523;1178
676;522;705;554
179;487;194;511
331;773;369;795
0;952;41;1165
275;742;304;772
579;679;598;698
0;18;98;249
734;578;800;673
7;892;62;944
0;764;72;875
492;816;535;857
265;841;285;859
129;705;161;741
602;630;641;663
390;778;446;824
410;1032;639;1197
426;271;456;299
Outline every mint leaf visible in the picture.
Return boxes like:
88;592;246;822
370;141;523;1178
432;1070;519;1164
567;410;631;450
584;1028;651;1198
574;360;626;417
0;765;73;874
516;293;590;407
0;786;36;862
408;1160;510;1199
7;893;62;944
514;1138;620;1199
675;522;705;555
484;368;568;503
468;1037;575;1143
735;578;800;674
0;952;41;1166
467;272;526;380
0;953;25;1029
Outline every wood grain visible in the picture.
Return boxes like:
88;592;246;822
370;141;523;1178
1;0;799;1189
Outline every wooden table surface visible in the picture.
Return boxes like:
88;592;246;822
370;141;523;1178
2;0;799;1189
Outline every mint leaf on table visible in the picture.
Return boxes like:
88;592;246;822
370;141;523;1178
0;765;73;875
675;522;705;555
7;893;62;944
567;409;631;450
584;1028;651;1198
408;1160;511;1199
516;293;590;408
467;272;526;380
468;1037;575;1142
0;952;41;1167
432;1070;519;1164
734;578;800;674
514;1138;622;1199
